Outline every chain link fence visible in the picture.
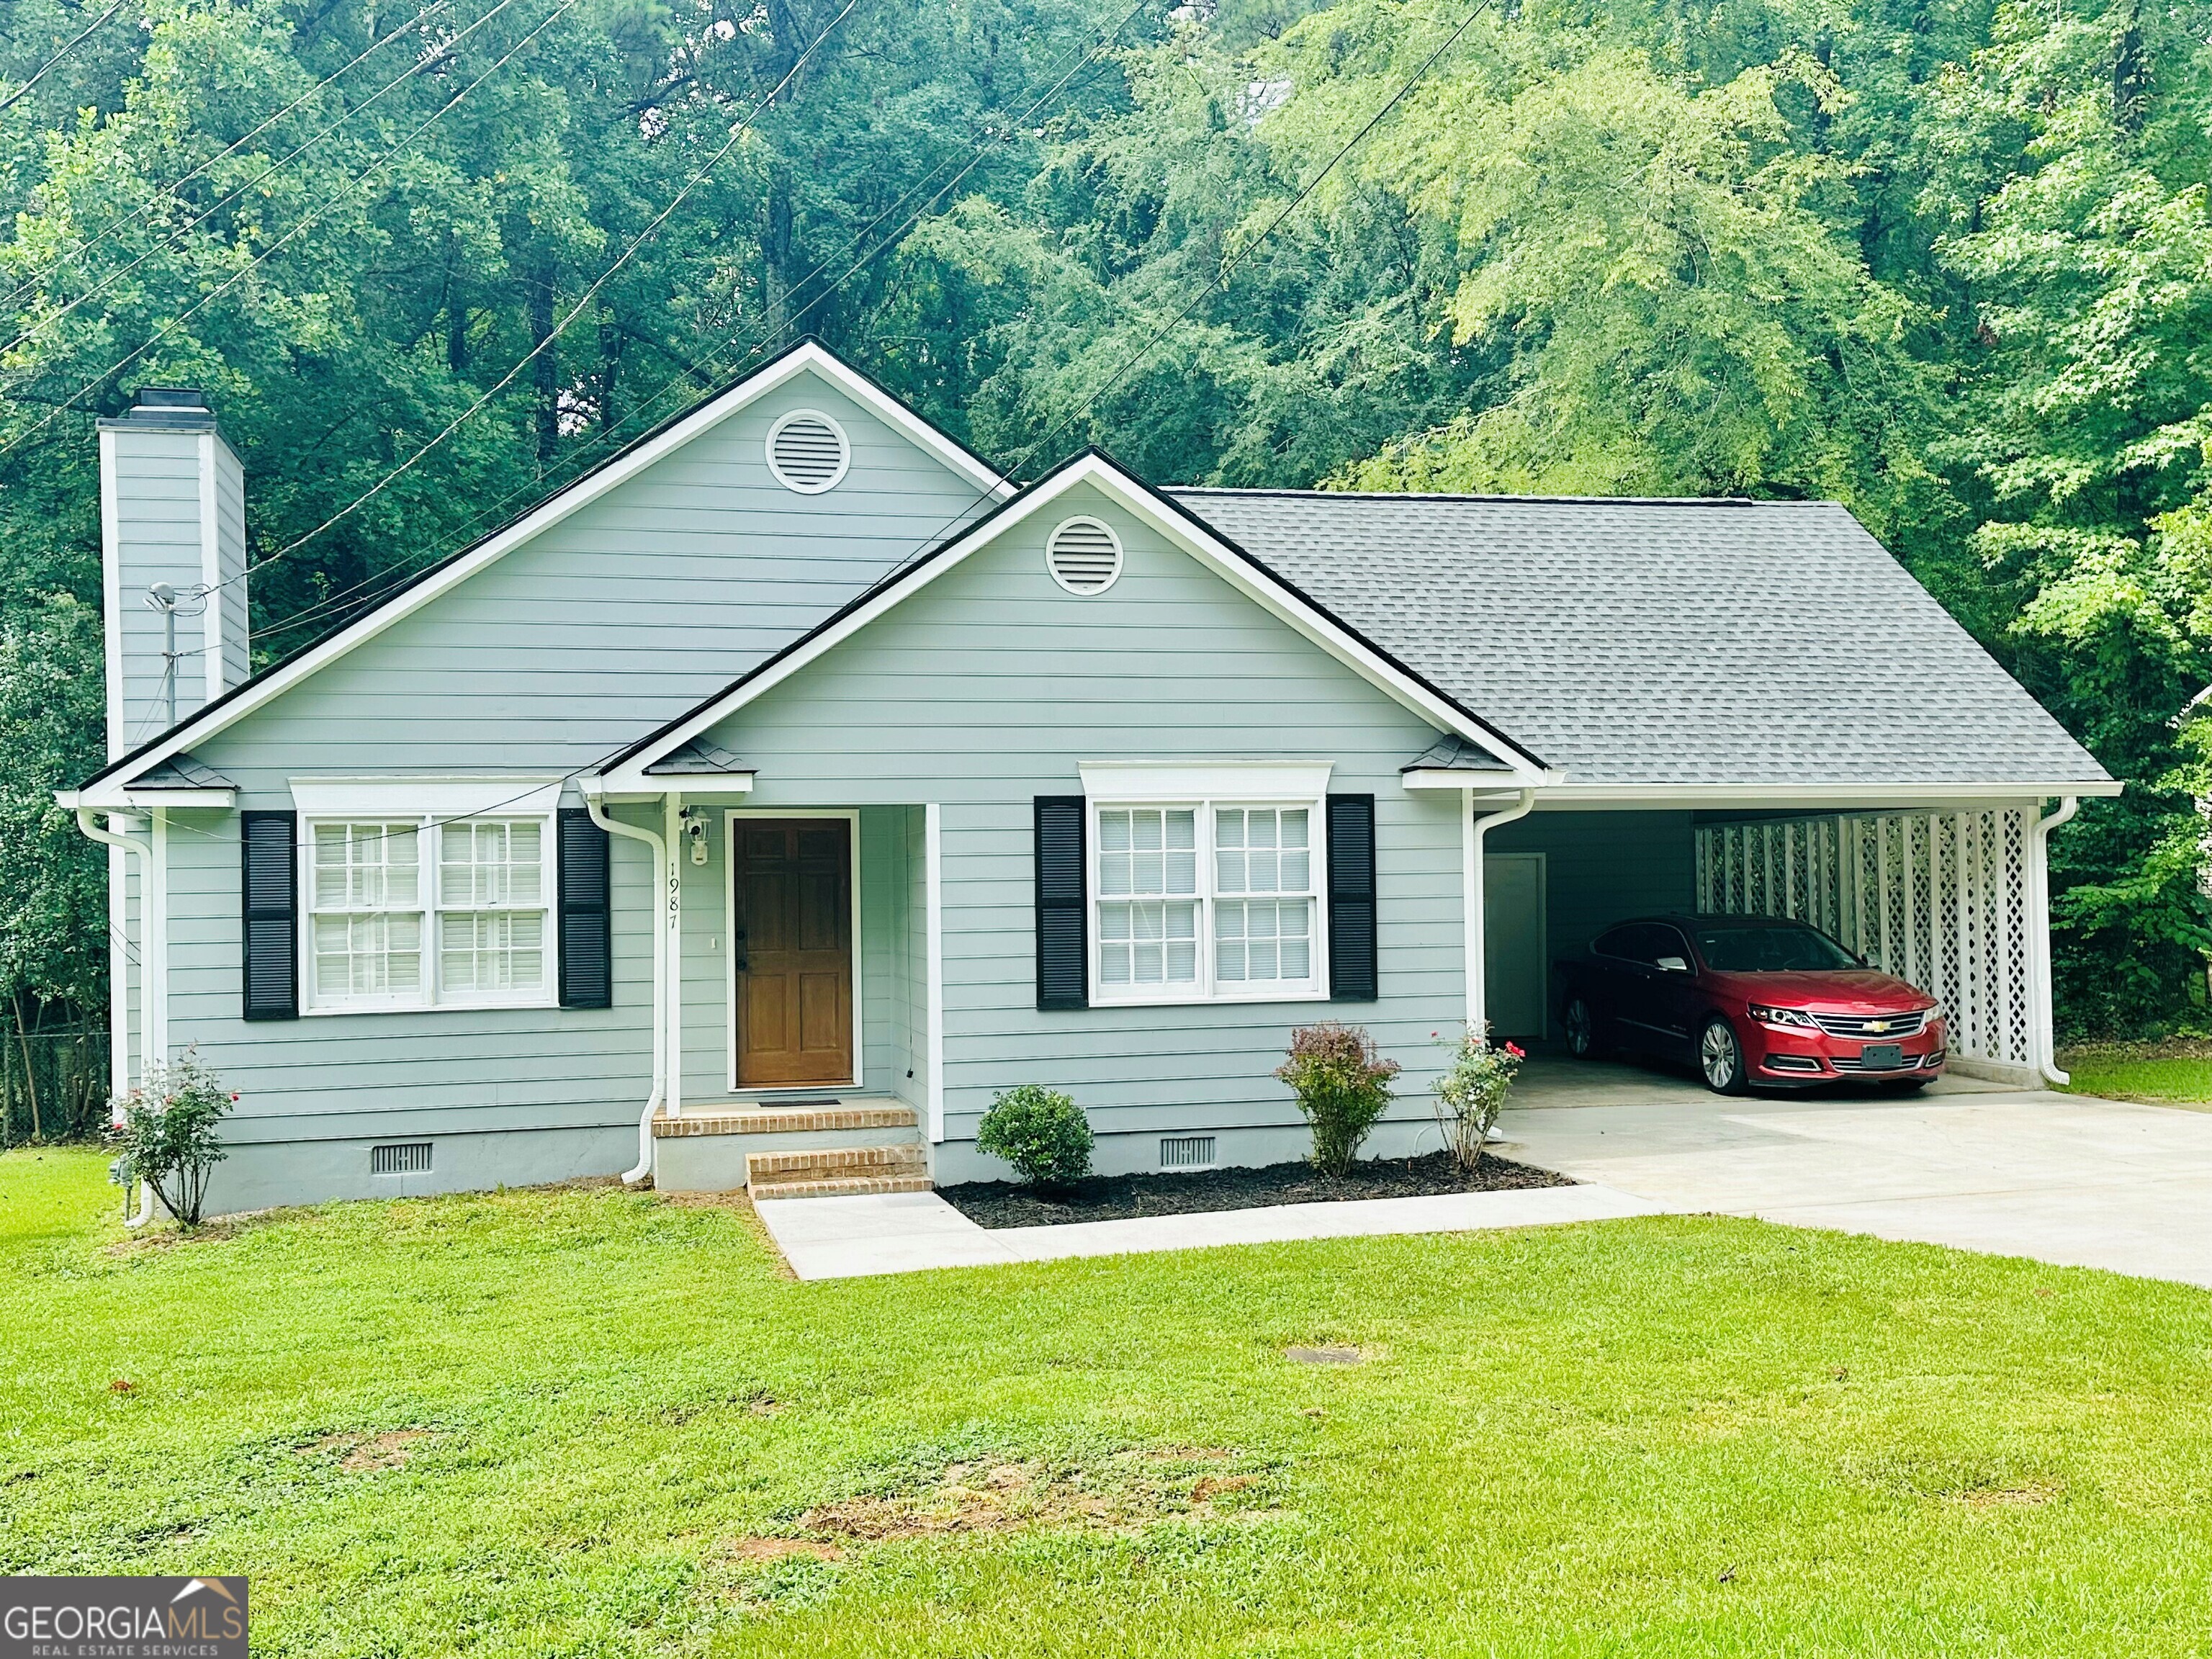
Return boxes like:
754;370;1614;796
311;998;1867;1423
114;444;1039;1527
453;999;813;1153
0;1023;111;1146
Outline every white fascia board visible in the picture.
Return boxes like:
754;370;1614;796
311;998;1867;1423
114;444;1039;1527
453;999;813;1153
90;343;1014;797
288;775;566;815
1402;768;1520;791
1079;760;1334;800
1525;780;2123;810
122;788;237;809
600;455;1552;791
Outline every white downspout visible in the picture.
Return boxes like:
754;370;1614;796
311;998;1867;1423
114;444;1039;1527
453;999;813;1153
586;794;667;1186
73;806;157;1227
1464;788;1537;1034
662;791;683;1122
2029;795;2080;1088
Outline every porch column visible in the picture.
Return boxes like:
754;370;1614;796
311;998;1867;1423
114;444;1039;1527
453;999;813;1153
925;802;944;1143
663;791;683;1118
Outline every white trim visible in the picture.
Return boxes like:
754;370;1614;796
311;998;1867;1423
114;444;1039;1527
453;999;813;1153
287;776;565;817
596;454;1555;793
665;793;684;1118
198;433;223;710
299;808;559;1015
99;428;123;760
1045;514;1124;595
765;408;852;494
1499;781;2124;808
1078;760;1334;802
1087;797;1328;1010
89;343;1017;796
721;808;864;1095
117;786;235;809
925;803;944;1145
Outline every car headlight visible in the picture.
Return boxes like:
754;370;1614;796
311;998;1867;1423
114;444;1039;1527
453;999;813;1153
1921;1002;1946;1026
1748;1002;1819;1030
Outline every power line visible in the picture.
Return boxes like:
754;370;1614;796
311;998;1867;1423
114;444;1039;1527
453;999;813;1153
224;0;872;588
248;0;1151;644
0;0;580;466
0;0;455;327
0;0;127;115
0;0;512;362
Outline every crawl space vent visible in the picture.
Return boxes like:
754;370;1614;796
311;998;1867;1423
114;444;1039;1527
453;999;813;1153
1045;516;1123;595
1159;1134;1216;1170
370;1141;433;1176
766;410;850;493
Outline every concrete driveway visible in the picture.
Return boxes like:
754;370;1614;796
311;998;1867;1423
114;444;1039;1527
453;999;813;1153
1501;1057;2212;1289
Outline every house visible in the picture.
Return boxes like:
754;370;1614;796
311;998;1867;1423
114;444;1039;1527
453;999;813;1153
64;343;2119;1216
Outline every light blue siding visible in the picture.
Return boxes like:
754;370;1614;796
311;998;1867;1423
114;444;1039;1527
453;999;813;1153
148;367;988;1210
696;481;1469;1180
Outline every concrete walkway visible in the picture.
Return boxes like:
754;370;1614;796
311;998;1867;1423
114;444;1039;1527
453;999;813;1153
754;1182;1666;1281
1501;1058;2212;1289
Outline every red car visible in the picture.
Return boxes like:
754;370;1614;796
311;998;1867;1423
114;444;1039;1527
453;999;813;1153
1556;914;1946;1094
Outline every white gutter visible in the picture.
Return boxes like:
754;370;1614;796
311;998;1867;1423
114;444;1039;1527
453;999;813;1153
2029;795;2081;1087
71;805;157;1228
585;795;667;1185
1463;788;1537;1033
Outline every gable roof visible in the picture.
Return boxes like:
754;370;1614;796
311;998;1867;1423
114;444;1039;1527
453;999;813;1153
591;450;1549;791
1171;490;2115;791
76;339;1014;804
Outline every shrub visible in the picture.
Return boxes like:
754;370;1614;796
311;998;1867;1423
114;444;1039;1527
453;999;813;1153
1431;1025;1525;1174
1276;1022;1401;1177
976;1084;1094;1189
106;1048;234;1227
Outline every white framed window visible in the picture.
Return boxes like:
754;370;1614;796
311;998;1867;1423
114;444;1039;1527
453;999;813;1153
303;812;554;1013
1089;796;1326;1006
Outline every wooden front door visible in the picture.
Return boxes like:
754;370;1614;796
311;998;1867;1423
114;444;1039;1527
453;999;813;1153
733;818;854;1087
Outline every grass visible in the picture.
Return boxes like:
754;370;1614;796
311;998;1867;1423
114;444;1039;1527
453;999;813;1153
2059;1040;2212;1106
4;1149;2212;1656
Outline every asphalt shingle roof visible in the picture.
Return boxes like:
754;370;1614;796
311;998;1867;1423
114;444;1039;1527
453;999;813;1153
1169;490;2110;788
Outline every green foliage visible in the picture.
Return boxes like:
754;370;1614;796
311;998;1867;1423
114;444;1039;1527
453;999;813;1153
1431;1025;1524;1173
11;1146;2212;1651
975;1084;1094;1188
107;1048;234;1226
1275;1021;1400;1176
4;0;2212;1035
0;594;107;1017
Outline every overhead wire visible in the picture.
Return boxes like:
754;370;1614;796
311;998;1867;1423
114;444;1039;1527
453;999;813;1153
247;0;1153;646
0;0;454;323
212;0;873;592
0;0;576;464
0;0;127;115
0;0;523;365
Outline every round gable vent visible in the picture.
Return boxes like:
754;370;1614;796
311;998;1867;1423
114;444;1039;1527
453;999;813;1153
1045;516;1123;595
766;409;850;493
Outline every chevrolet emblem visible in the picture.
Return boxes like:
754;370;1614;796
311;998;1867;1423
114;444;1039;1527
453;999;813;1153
1866;1020;1890;1033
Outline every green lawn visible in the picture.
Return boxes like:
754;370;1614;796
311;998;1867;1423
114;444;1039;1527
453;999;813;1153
4;1149;2212;1656
2060;1042;2212;1106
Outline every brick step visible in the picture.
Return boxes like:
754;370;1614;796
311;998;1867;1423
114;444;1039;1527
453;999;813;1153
747;1143;923;1182
748;1172;935;1201
653;1098;917;1138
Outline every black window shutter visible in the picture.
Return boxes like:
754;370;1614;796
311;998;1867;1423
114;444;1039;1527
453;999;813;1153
1035;796;1087;1010
558;807;612;1010
1326;793;1377;1001
240;811;298;1020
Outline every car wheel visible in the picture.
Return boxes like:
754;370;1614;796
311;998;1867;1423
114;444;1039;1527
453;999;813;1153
1699;1017;1748;1094
1563;995;1600;1058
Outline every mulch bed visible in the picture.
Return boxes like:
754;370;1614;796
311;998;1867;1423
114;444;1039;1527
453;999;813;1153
937;1150;1571;1230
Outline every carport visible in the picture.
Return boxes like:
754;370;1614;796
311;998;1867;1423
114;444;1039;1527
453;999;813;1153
1475;795;2085;1089
1178;489;2123;1092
